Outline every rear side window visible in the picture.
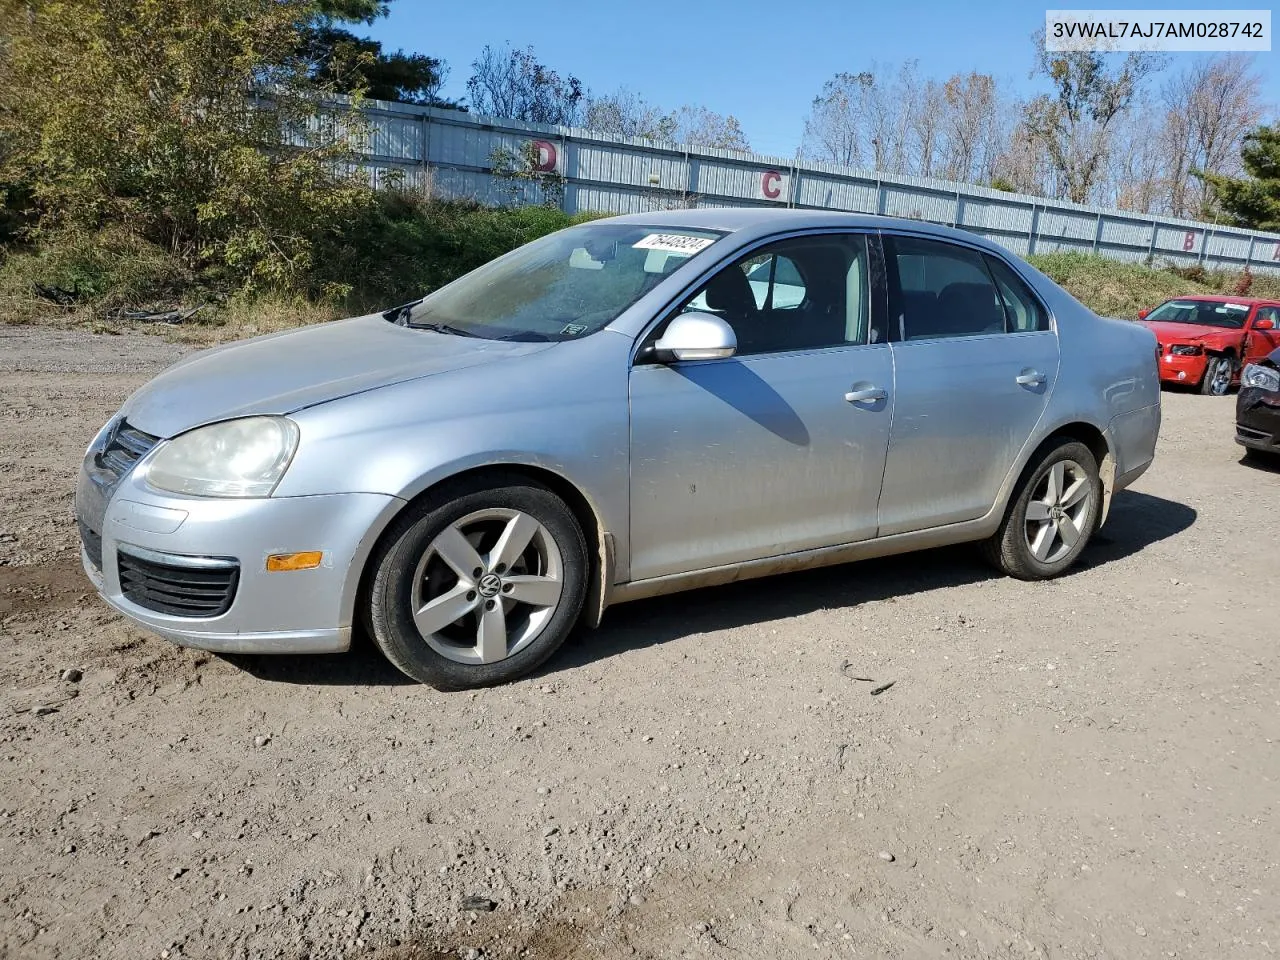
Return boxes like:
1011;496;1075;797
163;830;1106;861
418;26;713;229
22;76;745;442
984;255;1050;332
887;236;1005;340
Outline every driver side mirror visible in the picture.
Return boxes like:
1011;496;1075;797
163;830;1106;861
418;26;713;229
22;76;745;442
1137;308;1150;320
1254;317;1276;330
654;312;737;362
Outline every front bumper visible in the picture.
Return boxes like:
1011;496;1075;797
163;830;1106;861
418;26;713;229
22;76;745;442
76;460;401;654
1236;386;1280;453
1157;351;1209;386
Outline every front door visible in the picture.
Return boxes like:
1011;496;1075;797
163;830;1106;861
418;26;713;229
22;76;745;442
1244;306;1280;366
627;232;894;581
877;234;1060;536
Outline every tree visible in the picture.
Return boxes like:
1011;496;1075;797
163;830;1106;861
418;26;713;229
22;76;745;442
939;73;1006;184
1024;34;1161;203
298;0;461;108
1163;54;1263;218
991;112;1054;197
0;0;374;288
303;27;458;106
583;89;678;141
581;91;748;151
1199;126;1280;231
802;71;877;167
467;45;583;125
671;105;750;152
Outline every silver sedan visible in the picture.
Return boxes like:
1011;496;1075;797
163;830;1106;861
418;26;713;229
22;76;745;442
75;210;1161;688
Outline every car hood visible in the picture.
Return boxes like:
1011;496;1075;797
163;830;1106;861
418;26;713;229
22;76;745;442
1138;320;1240;343
120;314;554;438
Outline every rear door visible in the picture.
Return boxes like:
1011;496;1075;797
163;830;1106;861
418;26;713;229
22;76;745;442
877;234;1060;536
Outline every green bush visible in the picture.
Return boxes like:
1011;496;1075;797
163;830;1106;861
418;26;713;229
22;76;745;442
0;226;195;323
310;193;605;309
0;198;609;325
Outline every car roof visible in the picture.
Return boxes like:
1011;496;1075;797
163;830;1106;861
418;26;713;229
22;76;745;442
1160;295;1278;306
603;208;1002;249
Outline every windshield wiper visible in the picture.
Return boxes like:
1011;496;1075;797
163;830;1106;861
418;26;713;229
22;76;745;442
407;321;480;338
498;331;555;342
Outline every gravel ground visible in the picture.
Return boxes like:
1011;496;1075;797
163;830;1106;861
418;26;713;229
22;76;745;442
1;325;1277;960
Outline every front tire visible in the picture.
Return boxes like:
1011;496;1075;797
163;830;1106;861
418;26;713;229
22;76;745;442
1200;356;1232;395
982;440;1102;581
367;477;588;689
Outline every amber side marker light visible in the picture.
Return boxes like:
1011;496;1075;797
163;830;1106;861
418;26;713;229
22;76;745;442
266;551;324;572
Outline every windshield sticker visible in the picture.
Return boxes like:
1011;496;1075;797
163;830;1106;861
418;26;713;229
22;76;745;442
633;233;715;255
560;322;588;336
1222;303;1249;311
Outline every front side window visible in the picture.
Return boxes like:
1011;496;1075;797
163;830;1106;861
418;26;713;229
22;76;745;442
887;235;1006;341
1145;299;1250;329
676;234;873;356
1253;306;1279;327
396;223;723;342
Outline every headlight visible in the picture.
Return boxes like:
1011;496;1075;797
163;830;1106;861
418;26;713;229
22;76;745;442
1242;363;1280;393
1168;344;1203;356
145;417;299;498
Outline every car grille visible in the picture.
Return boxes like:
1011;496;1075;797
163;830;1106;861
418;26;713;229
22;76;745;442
117;548;239;618
78;521;104;572
98;421;160;482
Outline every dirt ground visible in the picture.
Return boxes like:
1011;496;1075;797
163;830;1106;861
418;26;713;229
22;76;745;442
1;324;1277;960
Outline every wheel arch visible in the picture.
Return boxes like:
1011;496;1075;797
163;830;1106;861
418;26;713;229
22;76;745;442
345;462;614;641
1000;419;1117;530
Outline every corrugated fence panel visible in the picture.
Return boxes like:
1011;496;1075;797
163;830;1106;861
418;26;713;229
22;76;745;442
573;143;687;191
956;197;1035;236
881;185;956;223
1098;216;1152;250
794;174;878;212
350;102;1280;276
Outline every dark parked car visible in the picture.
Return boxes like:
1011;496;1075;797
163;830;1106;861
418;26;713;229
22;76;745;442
1237;346;1280;460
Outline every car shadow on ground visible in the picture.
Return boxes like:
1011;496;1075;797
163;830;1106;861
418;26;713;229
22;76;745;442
546;489;1196;675
1239;451;1280;474
226;490;1195;688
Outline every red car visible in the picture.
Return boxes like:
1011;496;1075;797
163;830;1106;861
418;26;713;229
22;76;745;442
1137;296;1280;395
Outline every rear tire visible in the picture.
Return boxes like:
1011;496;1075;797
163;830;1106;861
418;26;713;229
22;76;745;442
981;440;1102;581
366;476;588;690
1200;356;1232;395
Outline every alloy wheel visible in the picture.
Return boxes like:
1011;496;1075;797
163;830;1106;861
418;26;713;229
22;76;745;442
1023;459;1094;564
1209;359;1231;395
409;508;564;665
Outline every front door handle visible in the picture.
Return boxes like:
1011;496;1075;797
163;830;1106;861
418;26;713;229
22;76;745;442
1015;369;1046;387
845;385;887;403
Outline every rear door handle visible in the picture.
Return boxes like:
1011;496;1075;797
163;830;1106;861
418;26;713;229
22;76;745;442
1015;370;1046;386
844;385;887;403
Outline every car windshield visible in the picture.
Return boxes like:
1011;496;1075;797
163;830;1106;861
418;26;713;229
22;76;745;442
392;223;724;342
1146;299;1250;329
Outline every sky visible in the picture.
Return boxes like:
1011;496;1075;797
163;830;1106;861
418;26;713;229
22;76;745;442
362;0;1279;159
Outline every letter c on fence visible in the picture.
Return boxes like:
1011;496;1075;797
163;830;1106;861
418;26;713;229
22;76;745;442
762;170;782;200
1183;230;1196;252
532;140;558;173
1273;243;1280;261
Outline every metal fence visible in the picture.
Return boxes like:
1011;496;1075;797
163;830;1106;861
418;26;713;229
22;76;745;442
354;98;1280;276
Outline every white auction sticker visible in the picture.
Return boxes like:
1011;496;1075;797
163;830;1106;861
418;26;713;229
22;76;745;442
632;234;715;255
